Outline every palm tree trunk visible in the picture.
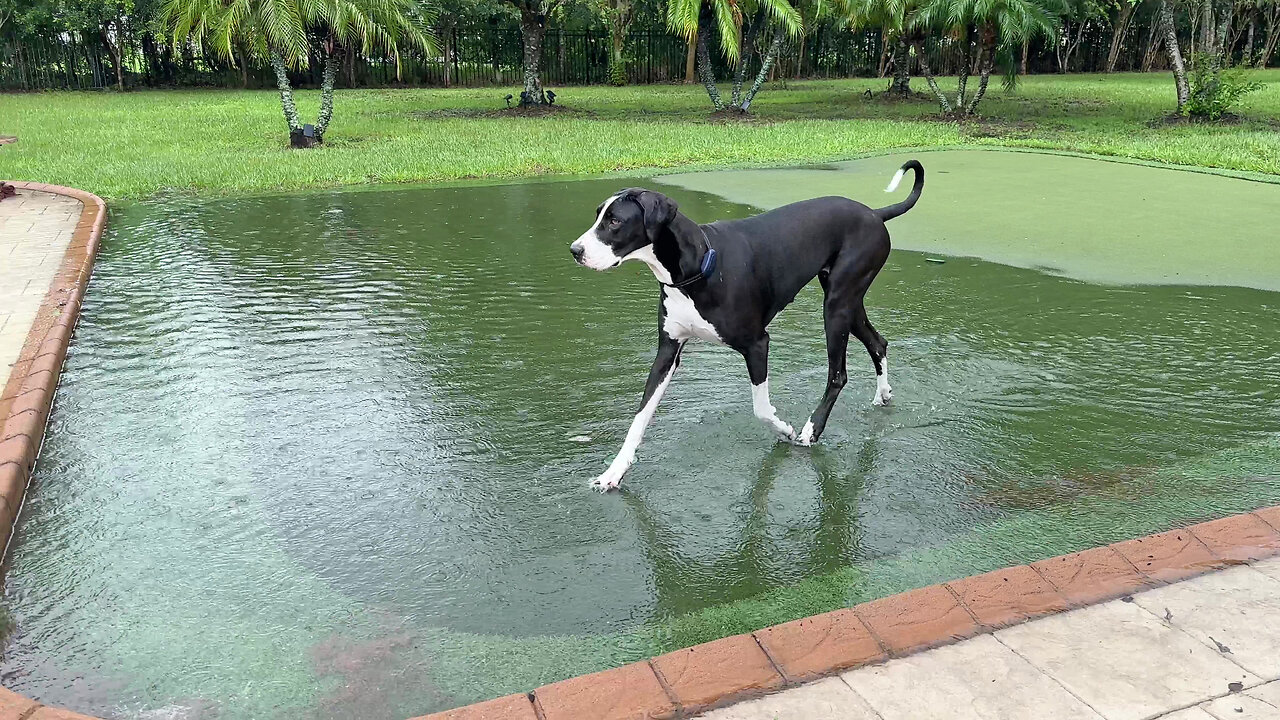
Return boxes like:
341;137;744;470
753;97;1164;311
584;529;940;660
1107;2;1135;71
915;41;953;114
889;34;911;94
877;27;891;77
685;35;696;83
966;32;995;115
956;32;972;110
1021;38;1029;74
1159;0;1190;112
740;30;783;110
519;7;547;104
732;12;764;107
696;20;725;110
315;48;340;141
269;48;303;136
235;44;249;88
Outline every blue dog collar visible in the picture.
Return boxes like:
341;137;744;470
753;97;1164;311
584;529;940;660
666;244;717;290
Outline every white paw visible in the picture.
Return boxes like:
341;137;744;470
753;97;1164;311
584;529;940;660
591;463;628;492
872;385;893;406
796;420;815;446
774;421;796;442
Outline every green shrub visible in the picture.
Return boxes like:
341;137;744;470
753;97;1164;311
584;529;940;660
1186;54;1265;120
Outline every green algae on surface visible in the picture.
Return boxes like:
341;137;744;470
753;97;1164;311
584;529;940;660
654;149;1280;291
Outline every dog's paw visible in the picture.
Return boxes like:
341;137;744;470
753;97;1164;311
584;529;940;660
796;420;815;446
591;466;626;492
872;385;893;406
774;422;797;443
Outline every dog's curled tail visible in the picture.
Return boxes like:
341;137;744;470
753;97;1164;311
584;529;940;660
875;160;924;222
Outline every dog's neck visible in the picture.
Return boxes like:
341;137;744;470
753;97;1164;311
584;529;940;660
626;214;708;288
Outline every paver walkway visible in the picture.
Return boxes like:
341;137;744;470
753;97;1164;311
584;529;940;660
702;557;1280;720
0;189;79;377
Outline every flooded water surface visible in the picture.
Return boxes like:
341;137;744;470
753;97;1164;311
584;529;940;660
3;151;1279;719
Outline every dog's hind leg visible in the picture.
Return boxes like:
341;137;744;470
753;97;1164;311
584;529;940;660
851;303;891;406
741;334;797;442
797;292;851;446
593;335;686;492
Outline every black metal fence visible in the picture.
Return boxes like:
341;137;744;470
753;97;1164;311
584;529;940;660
1;21;1274;92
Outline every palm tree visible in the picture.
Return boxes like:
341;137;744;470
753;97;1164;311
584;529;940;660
848;0;918;96
667;0;803;111
910;0;1058;116
161;0;433;146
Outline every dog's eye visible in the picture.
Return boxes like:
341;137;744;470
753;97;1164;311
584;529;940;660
608;217;622;227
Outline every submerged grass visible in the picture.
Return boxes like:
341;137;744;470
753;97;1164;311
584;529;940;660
1;71;1278;199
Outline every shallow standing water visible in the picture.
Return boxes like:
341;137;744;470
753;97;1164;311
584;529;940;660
3;151;1280;719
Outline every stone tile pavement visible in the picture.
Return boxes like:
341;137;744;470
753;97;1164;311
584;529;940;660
0;189;80;377
701;557;1280;720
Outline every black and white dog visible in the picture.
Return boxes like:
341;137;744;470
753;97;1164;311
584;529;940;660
570;160;924;491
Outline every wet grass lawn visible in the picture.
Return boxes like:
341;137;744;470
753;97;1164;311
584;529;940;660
0;70;1277;199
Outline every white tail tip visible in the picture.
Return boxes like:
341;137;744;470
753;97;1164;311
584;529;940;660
885;168;906;193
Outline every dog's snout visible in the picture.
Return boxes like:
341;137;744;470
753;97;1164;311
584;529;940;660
570;243;585;261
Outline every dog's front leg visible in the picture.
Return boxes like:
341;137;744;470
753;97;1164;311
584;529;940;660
742;335;796;442
593;335;685;492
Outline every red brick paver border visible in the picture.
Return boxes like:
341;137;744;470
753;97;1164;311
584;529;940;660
3;186;1280;720
414;507;1280;720
0;182;105;559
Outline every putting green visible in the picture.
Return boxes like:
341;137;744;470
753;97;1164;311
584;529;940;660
656;149;1280;291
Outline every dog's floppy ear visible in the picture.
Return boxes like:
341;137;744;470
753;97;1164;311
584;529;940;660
624;189;678;243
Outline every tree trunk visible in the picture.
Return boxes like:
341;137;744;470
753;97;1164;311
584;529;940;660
101;25;123;91
877;28;891;77
1107;2;1135;71
696;19;725;110
610;25;626;85
1261;10;1280;67
443;25;453;87
1143;8;1164;70
1200;0;1213;51
1243;15;1255;64
740;29;782;110
1056;20;1070;71
269;48;303;139
1021;38;1029;74
795;34;805;78
732;10;765;107
608;0;632;86
914;41;953;114
1159;0;1190;112
966;30;995;115
315;47;340;141
888;34;911;95
956;31;972;110
236;44;249;88
685;35;696;83
519;7;547;105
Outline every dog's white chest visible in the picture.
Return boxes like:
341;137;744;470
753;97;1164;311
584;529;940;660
663;288;722;342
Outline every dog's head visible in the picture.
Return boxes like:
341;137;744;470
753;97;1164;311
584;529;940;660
570;188;678;271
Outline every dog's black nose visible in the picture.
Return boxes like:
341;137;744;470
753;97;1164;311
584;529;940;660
570;244;585;261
